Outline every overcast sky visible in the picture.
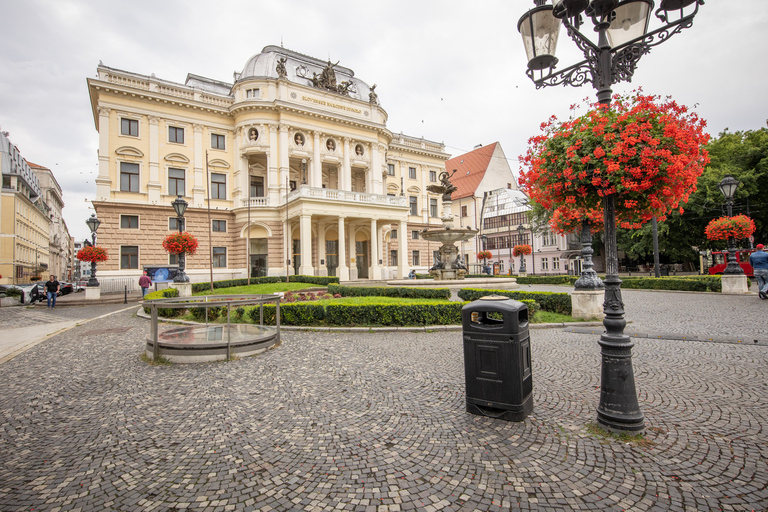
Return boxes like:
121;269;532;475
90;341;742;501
1;0;766;242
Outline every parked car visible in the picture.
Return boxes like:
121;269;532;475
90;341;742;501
59;282;74;295
76;280;89;290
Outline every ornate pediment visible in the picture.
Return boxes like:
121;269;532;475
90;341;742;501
115;146;144;158
208;158;230;169
164;153;190;164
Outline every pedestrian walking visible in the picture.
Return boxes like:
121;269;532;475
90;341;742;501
44;275;60;309
138;270;152;298
749;244;768;299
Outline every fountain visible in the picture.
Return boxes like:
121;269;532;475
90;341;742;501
420;170;479;280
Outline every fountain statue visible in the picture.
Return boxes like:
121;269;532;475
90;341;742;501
421;170;479;280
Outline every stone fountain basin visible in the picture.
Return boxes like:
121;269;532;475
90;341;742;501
420;227;478;243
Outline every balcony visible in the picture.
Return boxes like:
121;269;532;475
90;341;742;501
288;186;407;207
241;196;271;208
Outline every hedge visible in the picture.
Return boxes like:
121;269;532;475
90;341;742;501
142;288;181;317
457;288;571;315
515;274;723;292
328;283;450;300
191;275;339;293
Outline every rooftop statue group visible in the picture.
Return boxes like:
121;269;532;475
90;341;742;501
276;57;379;104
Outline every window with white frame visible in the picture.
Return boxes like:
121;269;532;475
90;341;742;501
213;247;227;268
409;196;418;216
553;257;560;270
168;126;184;144
390;249;397;265
169;217;180;231
542;230;557;246
390;229;397;239
120;118;138;137
120;162;140;192
246;88;260;98
541;257;549;270
408;167;416;179
120;215;139;229
412;250;420;266
429;170;436;182
387;163;395;176
211;133;226;150
169;253;178;265
461;205;468;217
412;230;419;240
121;246;139;269
430;198;438;217
211;173;226;199
168;168;185;196
212;220;227;232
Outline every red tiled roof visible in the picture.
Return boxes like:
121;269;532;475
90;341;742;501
26;161;49;171
445;143;497;201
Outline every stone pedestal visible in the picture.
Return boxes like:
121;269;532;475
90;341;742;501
85;286;101;301
721;274;749;295
571;289;605;320
170;282;192;297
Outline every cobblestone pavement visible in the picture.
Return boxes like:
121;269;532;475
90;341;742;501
1;302;766;511
0;303;131;330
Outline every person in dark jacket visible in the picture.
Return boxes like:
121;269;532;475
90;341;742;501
44;275;60;309
139;271;152;298
749;244;768;299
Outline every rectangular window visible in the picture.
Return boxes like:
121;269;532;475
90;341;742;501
169;217;179;231
121;246;139;269
541;258;549;271
430;198;438;217
390;249;397;265
120;215;139;229
168;168;185;196
429;170;436;182
409;196;418;216
412;230;419;240
408;166;416;179
461;205;468;217
246;88;260;98
212;220;227;232
168;126;184;144
390;229;397;239
120;162;140;192
412;251;420;266
213;247;227;268
553;257;560;270
169;253;178;265
211;173;226;199
211;133;226;150
121;118;138;137
250;176;264;197
387;163;395;176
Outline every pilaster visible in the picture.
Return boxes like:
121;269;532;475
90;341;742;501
370;219;381;280
96;107;111;201
279;124;290;197
299;214;313;276
192;124;205;206
342;137;351;192
147;116;161;204
312;131;322;187
338;216;349;281
267;123;279;205
397;220;408;279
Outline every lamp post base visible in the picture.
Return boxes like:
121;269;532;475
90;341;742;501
721;274;749;295
571;289;605;320
170;282;192;297
85;286;101;301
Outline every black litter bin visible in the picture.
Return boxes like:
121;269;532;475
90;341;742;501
462;295;533;421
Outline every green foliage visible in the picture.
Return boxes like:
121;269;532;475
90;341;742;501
327;283;450;300
620;276;721;292
324;302;465;326
2;287;23;298
142;288;182;317
516;275;577;285
191;275;339;293
457;288;570;315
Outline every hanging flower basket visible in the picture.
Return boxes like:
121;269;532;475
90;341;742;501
705;215;756;241
519;90;710;233
163;232;199;255
513;244;532;257
476;250;492;261
76;245;108;263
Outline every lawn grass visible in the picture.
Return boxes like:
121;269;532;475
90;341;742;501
533;311;588;324
193;282;315;296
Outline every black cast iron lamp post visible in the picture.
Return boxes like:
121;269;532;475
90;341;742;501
718;175;743;275
172;194;190;283
518;0;703;433
85;213;100;287
517;224;527;273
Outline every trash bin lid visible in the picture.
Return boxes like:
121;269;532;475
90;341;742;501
479;295;510;301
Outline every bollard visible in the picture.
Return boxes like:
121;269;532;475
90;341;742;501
124;285;128;304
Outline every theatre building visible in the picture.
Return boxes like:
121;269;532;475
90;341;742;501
87;45;451;282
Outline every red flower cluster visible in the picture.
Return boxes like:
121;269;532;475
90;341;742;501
519;90;710;234
513;244;532;257
704;215;756;241
477;250;492;261
76;245;108;263
162;232;199;255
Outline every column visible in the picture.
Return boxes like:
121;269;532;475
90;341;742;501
348;224;357;280
299;214;313;276
342;137;351;192
337;216;349;281
371;143;383;196
279;124;290;197
240;154;249;207
312;131;322;187
192;124;205;206
317;222;327;276
370;219;381;280
285;219;294;276
233;127;244;205
267;123;279;205
397;219;408;279
95;107;111;200
147;116;161;203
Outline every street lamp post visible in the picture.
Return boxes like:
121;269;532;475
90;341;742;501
718;175;743;275
172;195;190;283
85;213;100;287
518;0;703;433
517;224;527;273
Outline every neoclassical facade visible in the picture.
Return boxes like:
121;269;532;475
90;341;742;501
87;46;450;282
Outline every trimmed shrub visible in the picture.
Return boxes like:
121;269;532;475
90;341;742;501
247;303;324;326
328;284;450;300
143;288;182;317
458;288;571;315
324;302;464;326
191;274;339;293
620;276;721;292
516;275;577;285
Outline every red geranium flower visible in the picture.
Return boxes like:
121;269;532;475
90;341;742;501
162;232;199;255
76;245;108;263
